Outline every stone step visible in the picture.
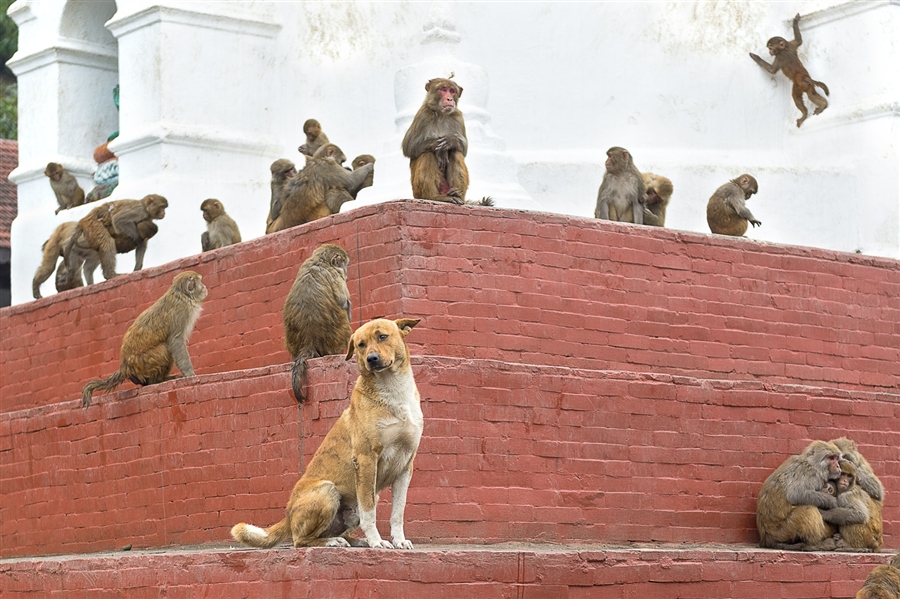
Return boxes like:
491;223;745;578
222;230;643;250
0;542;890;598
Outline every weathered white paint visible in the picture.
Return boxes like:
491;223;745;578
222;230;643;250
7;0;899;305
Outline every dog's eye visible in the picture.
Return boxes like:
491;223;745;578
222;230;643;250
378;334;388;342
357;342;365;349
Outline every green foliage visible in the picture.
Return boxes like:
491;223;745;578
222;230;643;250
0;81;16;140
0;0;17;70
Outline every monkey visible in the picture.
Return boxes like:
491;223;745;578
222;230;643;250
54;259;85;294
856;553;900;599
81;271;208;408
63;195;167;282
830;437;885;502
267;158;297;230
640;172;673;227
820;480;837;497
282;244;352;402
402;77;470;205
266;146;373;234
324;154;377;215
44;162;85;214
756;440;844;551
594;147;646;225
32;222;81;299
820;459;883;552
706;174;761;236
297;119;330;157
200;199;241;251
750;13;829;128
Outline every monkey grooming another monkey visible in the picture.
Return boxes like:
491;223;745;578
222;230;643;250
756;440;844;551
283;244;353;402
64;195;168;282
402;77;470;205
324;154;377;215
267;145;373;234
200;199;241;251
706;175;761;236
640;172;673;227
44;162;85;214
750;13;829;128
81;271;208;408
297;119;330;157
594;147;646;225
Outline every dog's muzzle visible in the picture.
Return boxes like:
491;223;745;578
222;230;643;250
366;353;390;371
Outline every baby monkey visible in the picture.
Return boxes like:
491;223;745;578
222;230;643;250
750;13;829;128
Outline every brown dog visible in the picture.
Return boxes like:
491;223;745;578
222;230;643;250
231;318;423;549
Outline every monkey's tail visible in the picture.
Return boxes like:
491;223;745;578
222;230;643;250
465;196;494;207
291;350;317;404
231;519;291;548
811;78;830;96
81;370;126;408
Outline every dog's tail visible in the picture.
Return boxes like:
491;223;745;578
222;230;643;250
82;370;126;408
231;519;291;548
290;350;318;403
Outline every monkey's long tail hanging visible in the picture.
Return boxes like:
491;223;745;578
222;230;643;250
81;370;127;408
291;350;317;404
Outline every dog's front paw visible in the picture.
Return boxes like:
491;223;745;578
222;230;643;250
368;539;394;549
324;537;351;547
393;538;414;550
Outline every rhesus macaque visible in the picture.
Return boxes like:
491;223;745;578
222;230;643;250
64;195;168;282
55;260;84;294
297;119;330;157
282;244;352;402
820;480;837;497
821;460;883;552
706;174;761;236
267;145;373;234
856;553;900;599
830;437;884;501
594;147;646;225
402;77;470;204
44;162;85;214
81;271;208;408
324;154;377;215
830;438;885;552
750;13;829;128
640;172;673;227
200;199;241;251
32;222;81;299
267;158;297;231
756;440;844;551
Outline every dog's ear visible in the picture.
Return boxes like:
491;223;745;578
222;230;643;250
345;334;356;361
394;318;421;336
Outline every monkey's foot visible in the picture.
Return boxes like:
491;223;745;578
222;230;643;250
796;116;808;128
813;106;826;115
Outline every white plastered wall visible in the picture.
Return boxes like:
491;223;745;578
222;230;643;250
7;0;899;305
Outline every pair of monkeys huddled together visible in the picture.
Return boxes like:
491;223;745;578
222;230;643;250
79;243;352;409
592;147;762;238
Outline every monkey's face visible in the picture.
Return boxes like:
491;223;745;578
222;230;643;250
766;37;786;56
45;167;62;181
437;85;458;113
201;207;213;223
645;189;661;205
837;473;853;492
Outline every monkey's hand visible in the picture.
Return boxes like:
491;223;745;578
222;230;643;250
433;137;449;152
793;13;801;23
55;206;63;215
750;219;762;228
749;52;761;62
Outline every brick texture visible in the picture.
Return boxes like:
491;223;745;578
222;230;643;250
2;356;897;558
0;544;890;598
3;201;898;413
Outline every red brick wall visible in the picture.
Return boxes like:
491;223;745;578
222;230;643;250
0;539;890;598
3;355;897;558
3;201;898;413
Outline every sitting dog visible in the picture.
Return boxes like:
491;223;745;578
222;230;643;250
231;318;423;549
